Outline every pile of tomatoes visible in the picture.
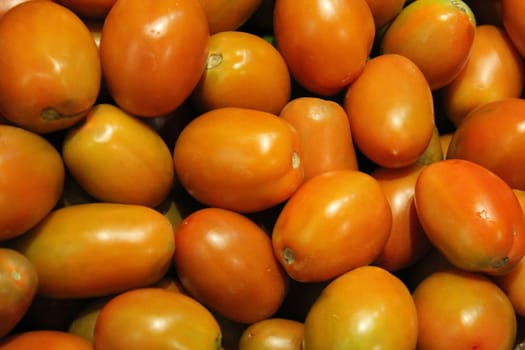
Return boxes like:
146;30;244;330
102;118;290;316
1;0;525;349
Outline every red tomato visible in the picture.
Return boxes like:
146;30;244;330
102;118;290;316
173;107;304;213
197;0;263;34
57;0;117;19
174;207;288;324
414;159;525;275
100;0;209;117
381;0;476;90
239;318;304;350
272;170;392;282
413;268;517;350
0;0;101;133
344;53;435;168
9;203;175;299
0;330;94;350
502;0;525;58
273;0;375;96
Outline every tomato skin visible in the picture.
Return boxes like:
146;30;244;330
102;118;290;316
197;0;263;34
414;159;525;275
173;107;303;213
9;203;175;299
239;318;304;350
100;0;209;117
57;0;117;19
0;0;36;18
272;170;392;282
303;266;418;350
364;0;406;28
0;330;94;350
174;207;288;324
0;0;101;134
273;0;375;96
502;0;525;58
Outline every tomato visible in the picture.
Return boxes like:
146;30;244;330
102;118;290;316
413;268;517;350
94;288;222;350
9;203;175;299
303;266;418;349
272;170;392;282
279;97;358;182
173;107;303;213
0;0;36;19
62;104;175;208
414;159;525;275
0;330;94;350
273;0;375;96
364;0;406;28
381;0;476;90
190;30;291;115
174;207;288;324
0;1;101;134
0;125;64;240
57;0;117;19
197;0;263;34
0;248;38;338
441;24;524;126
502;0;525;59
239;318;304;350
344;53;435;168
99;0;209;117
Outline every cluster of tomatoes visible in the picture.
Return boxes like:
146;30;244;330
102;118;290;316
1;0;525;349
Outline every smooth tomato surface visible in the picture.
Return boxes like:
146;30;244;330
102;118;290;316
0;330;93;350
364;0;406;28
0;0;36;18
502;0;525;58
239;318;304;350
197;0;263;34
57;0;117;19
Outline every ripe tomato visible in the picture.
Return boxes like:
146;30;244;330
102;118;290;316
0;0;101;133
0;125;64;240
279;97;358;182
174;207;288;324
100;0;209;117
381;0;476;90
414;159;525;275
272;170;392;282
62;104;175;208
273;0;375;96
303;266;418;349
190;30;291;115
197;0;263;34
57;0;116;19
494;254;525;318
173;107;304;213
441;24;525;126
0;330;93;350
0;0;36;19
9;203;175;299
364;0;406;28
502;0;525;58
239;318;304;350
344;53;435;168
94;288;222;350
413;268;517;350
0;248;38;338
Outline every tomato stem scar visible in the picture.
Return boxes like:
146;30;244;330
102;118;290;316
206;53;222;69
291;151;300;169
282;247;295;265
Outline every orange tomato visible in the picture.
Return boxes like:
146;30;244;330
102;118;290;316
502;0;525;58
381;0;476;90
344;53;435;168
0;330;94;350
413;268;517;350
239;318;304;350
0;125;65;240
0;0;101;133
364;0;406;28
273;0;375;96
173;107;303;213
414;159;525;275
190;30;291;115
0;0;37;19
57;0;117;19
279;97;358;182
9;203;175;299
99;0;209;117
197;0;263;34
303;266;418;349
272;170;392;282
494;254;525;317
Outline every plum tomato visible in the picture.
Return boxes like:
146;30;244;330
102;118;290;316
0;330;94;350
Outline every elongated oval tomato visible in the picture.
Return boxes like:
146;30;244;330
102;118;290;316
9;203;175;299
173;107;303;213
0;330;94;350
273;0;375;96
414;159;525;275
62;104;174;207
272;170;392;282
100;0;209;117
0;0;101;133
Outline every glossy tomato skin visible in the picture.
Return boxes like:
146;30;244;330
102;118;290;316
62;104;175;207
0;330;94;350
272;170;392;282
274;0;375;96
364;0;406;28
446;98;525;190
197;0;263;34
9;203;175;299
100;0;209;117
0;0;36;18
381;0;476;90
441;24;525;126
173;107;304;213
239;318;304;350
344;53;435;168
0;1;101;133
414;159;525;275
413;268;517;350
0;125;65;240
303;266;418;349
57;0;117;19
94;288;222;350
174;207;288;324
502;0;525;58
